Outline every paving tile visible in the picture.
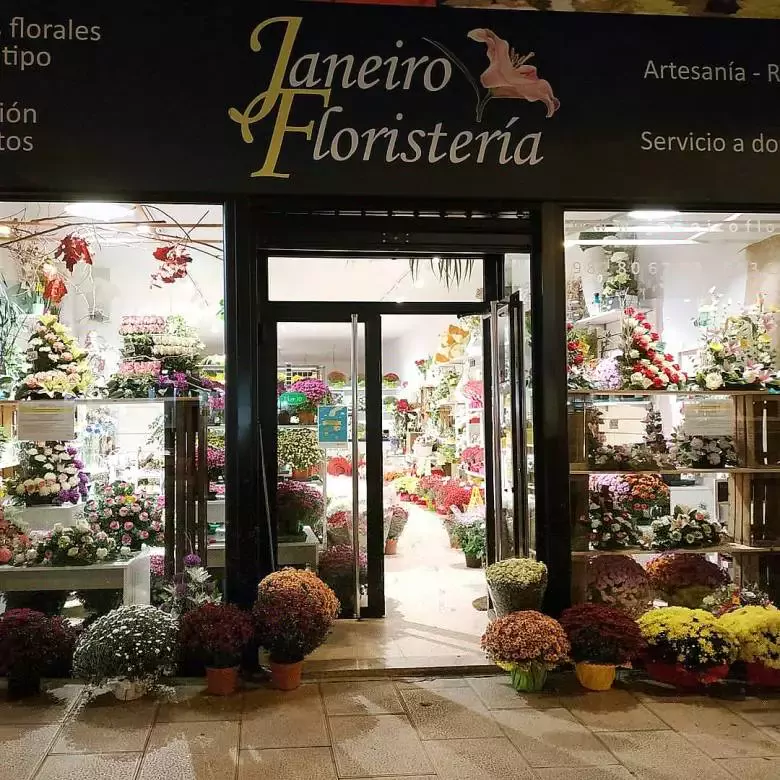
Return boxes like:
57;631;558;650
238;747;337;780
395;677;471;690
560;690;668;731
321;681;405;715
721;698;780;726
0;724;58;780
241;684;329;749
599;730;736;780
533;768;635;780
424;736;536;779
493;708;617;767
146;720;240;753
716;757;780;780
156;685;244;722
399;686;503;740
329;713;434;777
642;700;780;758
35;752;141;780
139;747;237;780
466;676;563;710
0;683;82;724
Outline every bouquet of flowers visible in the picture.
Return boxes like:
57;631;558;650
587;489;643;551
21;519;117;566
669;431;737;469
8;442;89;506
561;603;645;666
289;378;332;412
650;505;724;551
277;427;321;471
646;552;728;607
638;606;737;683
701;582;773;616
589;442;671;471
84;480;164;552
567;323;591;389
586;357;622;391
326;370;348;388
481;610;570;692
693;292;780;390
414;358;431;377
327;455;352;477
587;555;652;617
382;372;401;388
0;508;29;566
462;379;484;409
392;398;419;440
618;309;686;390
461;446;485;474
16;315;92;399
276;480;324;537
601;250;638;300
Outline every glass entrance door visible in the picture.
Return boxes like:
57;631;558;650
487;292;533;562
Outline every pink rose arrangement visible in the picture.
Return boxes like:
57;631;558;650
119;316;167;335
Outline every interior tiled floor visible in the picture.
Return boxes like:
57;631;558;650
8;677;780;779
306;503;490;674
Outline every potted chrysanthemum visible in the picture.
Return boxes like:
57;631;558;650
638;606;737;688
289;378;332;424
486;558;548;616
646;553;728;608
719;605;780;686
253;568;339;690
179;603;254;695
277;427;322;480
481;610;570;692
560;603;646;691
276;480;324;540
318;544;367;616
384;505;408;555
586;555;652;618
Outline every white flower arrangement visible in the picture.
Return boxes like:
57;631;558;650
650;505;725;551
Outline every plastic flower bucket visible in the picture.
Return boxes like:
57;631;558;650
746;662;780;687
509;662;547;693
645;661;729;688
575;662;616;691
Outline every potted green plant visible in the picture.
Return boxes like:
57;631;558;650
73;605;179;700
486;558;548;616
481;610;570;692
453;518;485;568
253;568;339;691
560;603;646;691
0;609;76;698
277;427;322;479
179;603;254;695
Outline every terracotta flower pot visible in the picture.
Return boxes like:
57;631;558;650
575;662;616;691
464;553;482;569
297;411;315;425
384;538;398;555
206;666;239;696
745;661;780;687
645;661;729;688
269;660;303;691
292;467;311;480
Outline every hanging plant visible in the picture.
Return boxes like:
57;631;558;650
409;257;475;290
54;233;93;273
151;245;192;286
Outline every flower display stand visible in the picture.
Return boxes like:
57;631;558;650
21;503;77;532
0;548;151;605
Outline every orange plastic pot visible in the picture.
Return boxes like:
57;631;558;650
384;538;398;555
575;662;616;691
270;660;303;691
206;666;239;696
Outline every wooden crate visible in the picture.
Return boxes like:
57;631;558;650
734;395;780;467
730;472;780;546
568;400;587;470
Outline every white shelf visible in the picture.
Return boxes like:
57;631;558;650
576;308;643;327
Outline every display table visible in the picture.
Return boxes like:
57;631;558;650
204;525;319;570
21;503;77;532
0;549;152;605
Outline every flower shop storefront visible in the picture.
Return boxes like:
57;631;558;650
1;0;780;685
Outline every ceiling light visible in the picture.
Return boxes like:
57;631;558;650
627;210;680;220
567;238;697;247
0;225;11;237
136;224;152;234
64;202;134;220
582;225;715;234
413;278;425;289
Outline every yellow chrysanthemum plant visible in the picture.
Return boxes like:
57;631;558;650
638;607;738;687
481;610;570;693
719;606;780;686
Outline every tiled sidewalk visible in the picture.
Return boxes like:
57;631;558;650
4;676;780;779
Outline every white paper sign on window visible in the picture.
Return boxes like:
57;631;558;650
17;402;76;442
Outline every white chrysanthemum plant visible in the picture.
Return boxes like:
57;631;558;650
16;314;92;399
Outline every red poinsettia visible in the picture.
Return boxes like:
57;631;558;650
55;233;92;273
151;245;192;286
43;277;68;306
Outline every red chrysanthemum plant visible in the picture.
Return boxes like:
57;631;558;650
560;603;645;666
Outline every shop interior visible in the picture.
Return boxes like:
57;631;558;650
565;209;780;614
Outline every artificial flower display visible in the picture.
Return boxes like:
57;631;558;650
18;519;117;567
650;505;725;551
8;442;89;506
588;442;671;471
55;232;93;273
587;488;643;551
566;322;591;389
669;431;738;469
693;292;780;390
16;314;92;399
638;606;737;685
719;605;780;684
151;245;192;286
701;582;773;617
85;480;164;552
586;555;652;618
645;552;728;608
619;308;686;390
481;610;570;692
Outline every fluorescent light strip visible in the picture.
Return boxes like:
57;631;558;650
580;224;717;234
724;213;743;222
567;238;698;247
